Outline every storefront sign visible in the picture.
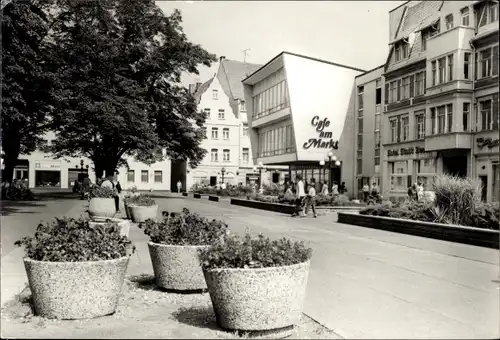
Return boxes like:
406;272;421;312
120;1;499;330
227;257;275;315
303;116;339;150
34;160;61;170
387;146;426;157
477;137;500;149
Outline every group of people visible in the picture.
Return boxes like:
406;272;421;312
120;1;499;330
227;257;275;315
407;182;425;202
361;182;381;203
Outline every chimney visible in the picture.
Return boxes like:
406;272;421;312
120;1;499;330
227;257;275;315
188;84;196;94
219;56;226;62
195;82;202;92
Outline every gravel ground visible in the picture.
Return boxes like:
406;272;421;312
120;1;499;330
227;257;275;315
1;274;343;339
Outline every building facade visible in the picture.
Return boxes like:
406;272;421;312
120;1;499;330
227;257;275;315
243;51;365;189
5;131;175;191
379;0;499;202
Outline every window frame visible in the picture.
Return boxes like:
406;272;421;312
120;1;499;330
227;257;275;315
154;170;163;184
211;127;218;140
242;148;249;163
461;6;470;26
141;170;149;183
127;170;135;183
223;149;230;162
445;14;454;30
212;89;218;100
462;102;470;132
223;128;229;140
464;52;471;79
415;111;425;140
211;148;218;162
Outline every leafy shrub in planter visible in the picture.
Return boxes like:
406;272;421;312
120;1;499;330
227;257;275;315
199;233;313;270
468;202;500;230
14;217;135;261
89;186;115;199
140;208;228;246
1;184;35;201
129;194;155;206
262;183;282;196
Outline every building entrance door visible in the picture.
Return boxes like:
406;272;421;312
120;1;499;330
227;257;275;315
443;155;467;177
210;176;217;186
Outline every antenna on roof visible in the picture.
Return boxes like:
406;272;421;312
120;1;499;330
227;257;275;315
242;48;251;63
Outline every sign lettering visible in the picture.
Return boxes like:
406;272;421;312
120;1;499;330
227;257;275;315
477;137;500;149
387;146;426;157
303;116;339;150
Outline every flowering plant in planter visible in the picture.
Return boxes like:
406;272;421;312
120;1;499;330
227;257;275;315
128;194;157;222
89;186;115;199
139;208;228;290
130;194;155;206
199;233;313;333
14;217;135;319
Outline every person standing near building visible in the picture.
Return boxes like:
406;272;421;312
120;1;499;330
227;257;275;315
331;181;339;197
177;180;182;193
320;181;329;195
304;178;318;218
339;182;347;194
362;183;370;203
292;174;306;217
101;173;121;213
417;181;424;201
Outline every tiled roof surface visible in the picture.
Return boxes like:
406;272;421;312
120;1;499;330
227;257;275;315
391;1;443;43
193;78;213;104
386;1;443;73
219;59;262;100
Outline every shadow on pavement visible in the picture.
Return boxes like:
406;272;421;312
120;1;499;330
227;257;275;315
172;305;220;331
0;201;47;217
127;274;208;294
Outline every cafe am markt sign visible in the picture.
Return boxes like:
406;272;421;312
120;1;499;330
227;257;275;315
303;116;339;150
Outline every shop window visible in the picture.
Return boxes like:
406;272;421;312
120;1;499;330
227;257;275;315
141;170;149;183
389;161;408;192
35;170;61;187
127;170;135;182
154;171;162;183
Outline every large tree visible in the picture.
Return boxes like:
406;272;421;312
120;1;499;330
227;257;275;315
1;0;55;182
48;0;216;178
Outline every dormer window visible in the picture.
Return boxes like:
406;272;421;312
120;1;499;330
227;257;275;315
395;44;401;62
239;100;246;112
212;89;218;100
477;1;498;28
394;41;408;62
402;42;409;59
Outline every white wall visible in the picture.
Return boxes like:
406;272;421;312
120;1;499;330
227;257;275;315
283;53;364;162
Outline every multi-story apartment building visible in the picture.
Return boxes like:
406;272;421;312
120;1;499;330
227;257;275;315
351;66;385;198
243;51;365;188
186;57;264;188
380;0;499;202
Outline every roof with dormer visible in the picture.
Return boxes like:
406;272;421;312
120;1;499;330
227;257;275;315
217;59;262;101
385;1;444;74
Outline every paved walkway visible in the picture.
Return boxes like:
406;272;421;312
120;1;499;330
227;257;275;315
1;195;499;338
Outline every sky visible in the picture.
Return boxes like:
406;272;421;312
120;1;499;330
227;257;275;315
156;0;407;86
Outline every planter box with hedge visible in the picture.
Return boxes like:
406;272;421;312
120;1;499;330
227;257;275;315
14;217;135;319
88;186;116;218
128;195;158;223
199;233;312;334
139;208;228;291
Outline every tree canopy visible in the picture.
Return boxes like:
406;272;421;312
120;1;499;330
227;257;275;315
48;0;216;178
1;0;55;182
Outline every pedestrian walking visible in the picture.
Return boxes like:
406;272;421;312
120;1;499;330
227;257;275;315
101;173;121;213
331;181;339;197
292;174;306;217
304;178;318;218
362;183;370;203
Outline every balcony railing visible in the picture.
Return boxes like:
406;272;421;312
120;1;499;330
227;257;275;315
257;147;296;158
252;101;290;120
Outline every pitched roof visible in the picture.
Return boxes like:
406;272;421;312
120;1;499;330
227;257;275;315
218;59;262;100
193;78;214;104
390;1;443;44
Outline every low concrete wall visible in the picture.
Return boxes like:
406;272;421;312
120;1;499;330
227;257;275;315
230;198;295;215
208;195;220;202
338;212;499;249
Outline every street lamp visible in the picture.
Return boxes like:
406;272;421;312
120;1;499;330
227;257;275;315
75;159;87;174
319;160;325;183
255;162;265;187
221;167;226;183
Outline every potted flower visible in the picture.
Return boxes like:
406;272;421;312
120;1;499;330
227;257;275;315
14;217;135;319
88;216;131;237
128;194;158;222
199;233;312;334
88;186;116;218
123;194;139;220
139;208;228;291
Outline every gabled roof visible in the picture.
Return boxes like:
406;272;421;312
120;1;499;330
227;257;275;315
193;78;214;104
390;1;443;43
218;59;262;100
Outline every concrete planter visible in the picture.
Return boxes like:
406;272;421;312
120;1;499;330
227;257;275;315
148;242;209;290
124;203;132;219
182;192;188;197
129;204;158;223
89;217;131;237
208;195;220;202
88;198;116;218
338;212;500;249
24;256;130;319
230;198;295;215
203;261;310;332
193;193;201;199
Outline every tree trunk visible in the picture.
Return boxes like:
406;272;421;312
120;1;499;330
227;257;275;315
92;154;120;180
2;143;21;183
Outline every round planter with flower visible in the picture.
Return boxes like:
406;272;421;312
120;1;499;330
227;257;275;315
14;217;135;319
139;208;228;291
128;195;158;223
199;233;312;334
88;186;116;218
